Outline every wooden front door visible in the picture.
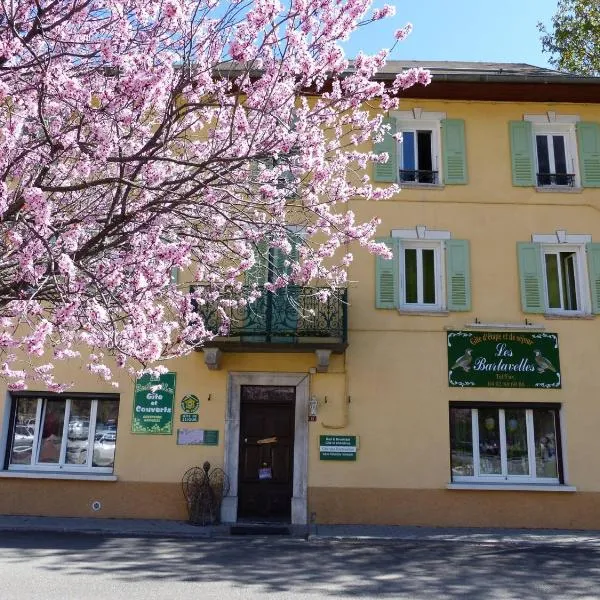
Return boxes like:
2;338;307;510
238;385;295;521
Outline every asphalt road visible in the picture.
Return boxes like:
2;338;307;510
1;531;600;599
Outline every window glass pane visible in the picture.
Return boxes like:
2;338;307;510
544;253;561;309
450;408;473;477
401;131;415;177
505;409;529;475
553;135;567;174
422;249;436;304
560;252;578;311
417;130;433;182
404;248;418;303
65;399;91;465
9;397;37;466
478;408;501;475
38;399;65;464
93;400;119;468
534;409;558;479
536;135;550;173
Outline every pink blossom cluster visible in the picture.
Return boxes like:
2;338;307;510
0;0;429;388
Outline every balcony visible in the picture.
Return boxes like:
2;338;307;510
536;172;576;187
399;169;439;185
197;286;348;357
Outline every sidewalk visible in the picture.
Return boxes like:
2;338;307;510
2;515;600;546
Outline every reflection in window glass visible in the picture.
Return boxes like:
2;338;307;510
422;249;436;304
404;249;417;303
450;408;473;476
6;395;119;472
545;253;561;309
9;397;37;466
534;410;558;479
478;408;501;475
505;409;529;475
93;400;119;468
450;405;561;484
66;399;92;465
38;400;65;464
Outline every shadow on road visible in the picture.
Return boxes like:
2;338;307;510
1;532;600;597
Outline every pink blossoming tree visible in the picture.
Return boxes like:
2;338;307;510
0;0;429;389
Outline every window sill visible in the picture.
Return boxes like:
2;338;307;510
447;483;576;492
399;182;445;190
0;471;117;481
535;186;583;194
544;312;594;320
398;309;449;317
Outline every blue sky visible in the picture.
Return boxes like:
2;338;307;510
344;1;559;68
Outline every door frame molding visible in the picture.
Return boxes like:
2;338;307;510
221;372;309;525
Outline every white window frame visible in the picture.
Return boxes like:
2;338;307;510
6;395;118;475
391;110;445;185
392;227;450;313
451;406;561;485
399;241;445;311
525;114;581;189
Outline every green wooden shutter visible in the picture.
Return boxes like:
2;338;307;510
375;237;399;309
442;119;468;184
577;122;600;187
509;121;535;186
373;118;398;183
446;239;471;311
586;243;600;314
517;242;545;313
245;241;269;285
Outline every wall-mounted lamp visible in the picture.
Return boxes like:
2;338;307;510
309;395;318;421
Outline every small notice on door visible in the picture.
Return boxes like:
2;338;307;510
258;466;273;480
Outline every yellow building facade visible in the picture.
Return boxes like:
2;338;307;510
2;62;600;529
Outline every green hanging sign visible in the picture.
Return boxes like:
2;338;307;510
131;372;176;434
447;331;561;389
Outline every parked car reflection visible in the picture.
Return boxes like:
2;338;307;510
93;430;116;467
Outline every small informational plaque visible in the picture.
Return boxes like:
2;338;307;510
319;435;358;461
177;429;219;446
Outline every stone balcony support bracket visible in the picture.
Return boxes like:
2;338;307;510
203;347;222;370
315;349;332;373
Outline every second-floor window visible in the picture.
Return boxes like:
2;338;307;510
517;232;600;316
401;241;443;310
375;227;471;313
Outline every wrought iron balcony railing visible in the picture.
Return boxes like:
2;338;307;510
399;169;439;184
197;286;348;349
536;172;576;187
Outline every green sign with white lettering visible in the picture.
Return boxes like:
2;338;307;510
132;372;176;434
320;435;358;461
447;331;561;389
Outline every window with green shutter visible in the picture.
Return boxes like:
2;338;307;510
577;122;600;187
373;118;398;183
518;238;596;315
376;230;471;313
586;243;600;314
375;237;399;308
442;119;468;185
517;243;544;313
509;121;535;186
446;240;471;311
